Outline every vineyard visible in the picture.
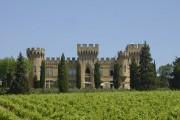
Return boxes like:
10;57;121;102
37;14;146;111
0;91;180;120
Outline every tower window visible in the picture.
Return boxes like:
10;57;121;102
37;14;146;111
110;70;114;76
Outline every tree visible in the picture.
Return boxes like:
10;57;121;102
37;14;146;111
94;62;101;89
24;59;33;88
40;60;46;88
158;64;173;88
9;53;29;94
58;53;68;92
33;75;39;88
139;42;157;90
76;61;81;89
170;57;180;89
130;59;139;89
6;69;14;89
0;58;16;89
113;63;121;89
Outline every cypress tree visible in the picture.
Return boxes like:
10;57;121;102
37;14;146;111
170;57;180;89
40;60;46;88
76;61;81;89
9;53;29;94
130;59;138;89
33;75;38;88
139;42;157;90
58;53;68;92
94;62;101;89
113;63;121;89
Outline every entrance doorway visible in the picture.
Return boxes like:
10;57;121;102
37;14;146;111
85;67;92;88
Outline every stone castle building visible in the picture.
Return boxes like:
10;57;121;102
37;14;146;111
26;43;144;89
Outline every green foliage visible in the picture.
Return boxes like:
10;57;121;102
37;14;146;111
158;64;173;88
139;42;157;90
0;57;16;88
58;53;68;92
130;59;139;89
9;53;29;94
23;59;34;88
34;75;40;88
76;62;81;89
0;91;180;120
113;63;121;89
170;57;180;89
94;62;101;89
40;60;45;88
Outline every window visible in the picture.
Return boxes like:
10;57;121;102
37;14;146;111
110;70;114;76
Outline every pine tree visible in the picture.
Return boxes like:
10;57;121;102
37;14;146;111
94;62;101;89
9;53;29;94
139;42;157;90
76;61;81;89
113;63;121;89
58;53;68;92
170;57;180;89
40;60;45;88
130;59;138;89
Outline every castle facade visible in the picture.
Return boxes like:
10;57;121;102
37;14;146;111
26;43;144;89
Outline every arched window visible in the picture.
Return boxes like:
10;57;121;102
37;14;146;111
85;68;90;74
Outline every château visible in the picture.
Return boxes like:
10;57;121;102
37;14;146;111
26;43;144;89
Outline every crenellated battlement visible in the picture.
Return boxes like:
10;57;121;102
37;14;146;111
45;57;77;63
77;44;99;59
118;51;129;59
77;44;99;48
99;57;116;63
66;57;77;63
26;48;45;59
126;44;144;53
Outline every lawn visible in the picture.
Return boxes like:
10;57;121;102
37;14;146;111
0;91;180;120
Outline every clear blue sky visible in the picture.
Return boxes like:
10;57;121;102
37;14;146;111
0;0;180;68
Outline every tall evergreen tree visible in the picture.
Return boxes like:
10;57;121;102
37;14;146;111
40;60;46;88
9;53;29;94
113;63;121;89
58;53;68;92
170;57;180;89
130;59;139;89
76;61;81;89
139;42;157;90
94;62;101;89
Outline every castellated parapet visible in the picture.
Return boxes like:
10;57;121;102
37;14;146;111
27;48;45;59
98;57;116;64
77;44;99;59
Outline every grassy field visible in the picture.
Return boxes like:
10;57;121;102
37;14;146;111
0;91;180;120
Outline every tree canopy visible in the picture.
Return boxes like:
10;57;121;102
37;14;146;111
94;62;101;89
58;53;68;92
139;42;157;90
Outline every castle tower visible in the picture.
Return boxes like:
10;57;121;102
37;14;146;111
117;51;130;89
117;44;144;89
26;48;45;82
126;44;144;65
77;44;99;88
